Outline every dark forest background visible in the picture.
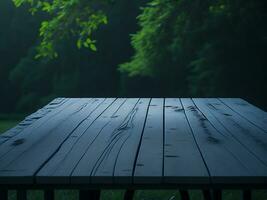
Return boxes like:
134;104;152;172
0;0;267;115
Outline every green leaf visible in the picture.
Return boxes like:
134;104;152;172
86;38;92;44
12;0;24;7
90;43;97;51
103;16;108;24
83;42;89;48
77;39;82;49
42;2;52;12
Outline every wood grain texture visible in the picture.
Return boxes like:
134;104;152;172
219;98;267;132
134;98;164;184
37;98;126;184
194;98;267;166
36;98;116;184
0;98;69;145
108;98;150;184
163;98;209;184
51;98;125;184
0;98;92;184
181;98;267;185
0;98;266;187
71;98;139;184
0;98;75;159
192;98;267;184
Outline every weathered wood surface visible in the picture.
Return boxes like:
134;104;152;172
0;98;266;186
164;99;209;184
134;98;164;184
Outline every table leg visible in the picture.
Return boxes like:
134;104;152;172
124;190;135;200
243;190;251;200
79;190;100;200
0;189;8;200
179;190;190;200
212;190;222;200
17;190;27;200
44;190;54;200
202;190;212;200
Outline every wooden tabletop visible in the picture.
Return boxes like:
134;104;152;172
0;98;266;187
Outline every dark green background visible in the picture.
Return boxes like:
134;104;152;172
0;0;266;114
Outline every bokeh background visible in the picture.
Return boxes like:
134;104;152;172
1;0;267;116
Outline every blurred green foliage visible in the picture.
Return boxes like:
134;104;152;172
0;0;143;113
12;0;110;58
0;0;266;114
121;0;267;108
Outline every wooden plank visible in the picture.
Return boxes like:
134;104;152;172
133;98;164;184
193;98;267;181
193;98;267;177
17;190;27;200
213;190;222;200
181;98;267;185
94;98;151;184
219;98;267;132
202;190;212;200
124;190;135;200
179;190;190;200
10;98;107;181
0;98;97;184
37;98;125;184
71;98;140;184
0;98;74;157
36;98;116;184
194;98;267;166
243;190;252;200
79;190;100;200
44;190;54;200
163;98;209;184
0;98;69;144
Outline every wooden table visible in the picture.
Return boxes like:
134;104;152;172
0;98;266;200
